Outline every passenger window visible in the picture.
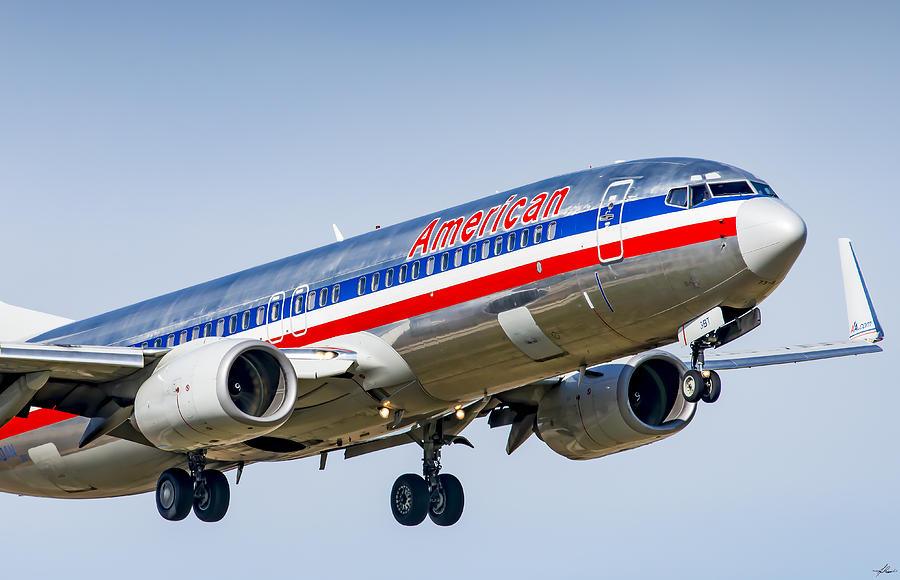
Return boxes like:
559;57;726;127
399;264;407;283
154;337;162;348
166;334;175;347
371;272;380;291
229;314;238;334
242;310;251;329
454;248;463;267
216;319;225;336
203;322;212;337
319;288;328;307
468;244;477;263
507;232;516;252
440;252;449;271
494;236;503;256
141;341;149;349
358;277;366;295
520;229;529;248
307;291;317;311
411;260;420;279
332;284;340;302
666;187;688;208
690;184;712;207
709;181;754;197
256;306;266;325
294;295;304;314
191;327;200;340
270;301;281;322
534;224;543;244
385;268;394;287
426;256;435;275
180;330;188;343
481;240;490;259
547;221;557;240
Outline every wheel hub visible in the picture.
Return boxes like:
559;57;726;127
159;480;175;510
395;485;413;515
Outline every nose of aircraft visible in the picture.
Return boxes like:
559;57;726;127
736;197;807;281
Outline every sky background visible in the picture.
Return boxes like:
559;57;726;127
0;1;897;578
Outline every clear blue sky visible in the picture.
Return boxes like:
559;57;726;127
0;2;897;578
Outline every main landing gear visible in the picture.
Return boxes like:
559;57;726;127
681;341;722;404
390;422;467;527
155;450;231;522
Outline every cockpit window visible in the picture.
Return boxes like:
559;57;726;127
666;187;688;208
751;181;778;197
690;184;711;207
709;180;754;197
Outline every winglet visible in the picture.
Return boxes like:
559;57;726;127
838;238;883;343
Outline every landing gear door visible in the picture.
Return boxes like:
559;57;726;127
597;179;633;263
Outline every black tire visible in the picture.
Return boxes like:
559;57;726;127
390;473;428;526
429;473;465;527
156;468;193;521
702;370;722;403
193;469;230;523
681;369;704;403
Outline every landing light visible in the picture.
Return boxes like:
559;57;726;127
378;407;391;419
315;350;338;360
455;408;465;420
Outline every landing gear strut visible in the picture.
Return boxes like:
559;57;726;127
681;340;722;404
390;421;466;527
155;450;230;522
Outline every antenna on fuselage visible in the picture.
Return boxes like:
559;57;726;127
332;224;345;242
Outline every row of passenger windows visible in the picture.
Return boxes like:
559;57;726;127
357;222;556;294
665;180;777;208
136;220;559;349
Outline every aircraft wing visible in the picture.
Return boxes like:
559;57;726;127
701;340;881;370
0;343;166;382
0;341;357;448
695;238;884;370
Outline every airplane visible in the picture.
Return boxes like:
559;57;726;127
875;564;897;577
0;157;884;526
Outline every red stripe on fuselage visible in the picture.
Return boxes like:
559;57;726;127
0;408;77;440
280;216;736;348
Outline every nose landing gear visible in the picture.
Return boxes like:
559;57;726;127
389;421;469;527
155;450;231;522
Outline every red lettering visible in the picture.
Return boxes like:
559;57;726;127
460;211;483;243
491;195;516;233
522;192;547;223
430;217;465;251
503;197;527;229
408;218;439;258
542;187;570;218
479;206;500;237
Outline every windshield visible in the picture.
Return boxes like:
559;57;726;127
709;180;755;197
751;181;778;197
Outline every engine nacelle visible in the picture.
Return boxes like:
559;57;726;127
536;350;695;460
134;338;298;451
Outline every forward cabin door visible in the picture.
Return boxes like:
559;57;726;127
597;179;634;263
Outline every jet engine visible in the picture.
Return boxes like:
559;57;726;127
536;350;695;460
134;338;297;451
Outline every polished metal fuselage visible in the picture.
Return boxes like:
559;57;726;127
0;158;790;499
